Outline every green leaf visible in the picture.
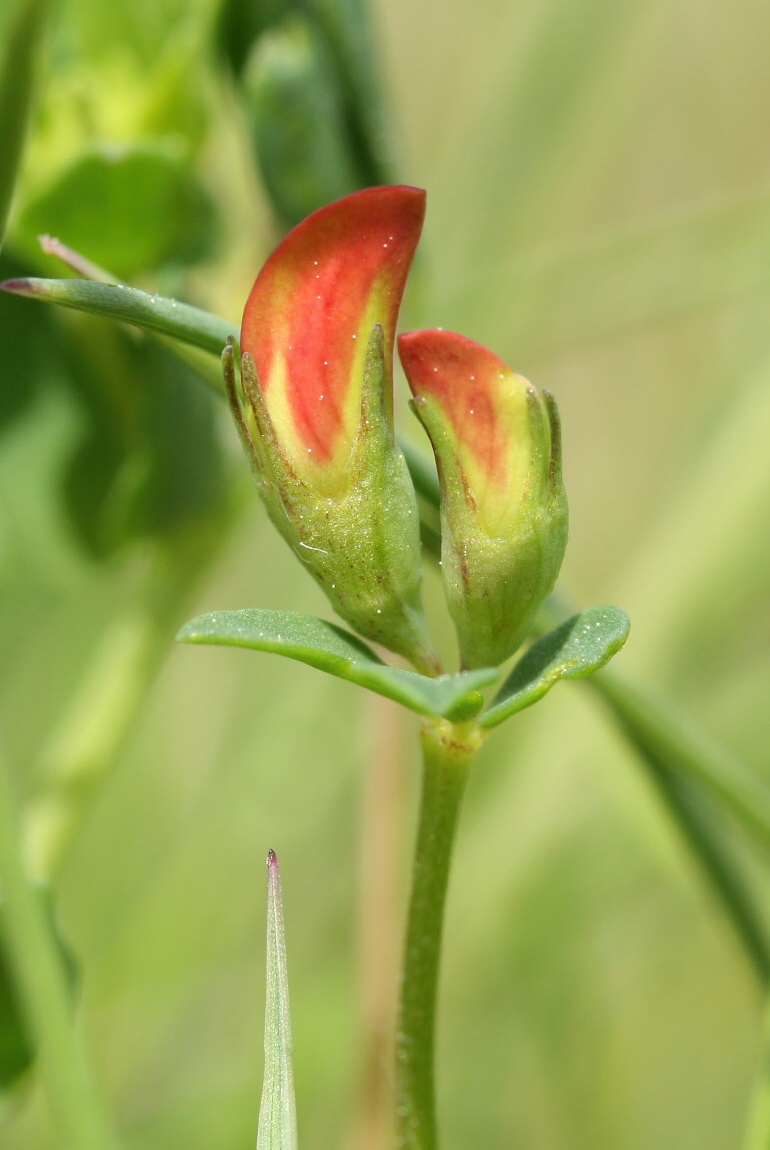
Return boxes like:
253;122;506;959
594;669;770;861
480;606;630;730
0;0;48;249
0;276;235;357
257;850;297;1150
14;143;218;277
0;892;76;1097
177;609;498;719
244;15;369;228
0;904;32;1091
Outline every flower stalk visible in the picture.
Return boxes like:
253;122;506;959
396;718;485;1150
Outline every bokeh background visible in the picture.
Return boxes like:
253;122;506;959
2;0;770;1146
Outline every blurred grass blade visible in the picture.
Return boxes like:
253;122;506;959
258;850;297;1150
609;721;770;985
244;14;369;228
740;995;770;1149
308;0;392;184
596;670;770;859
178;608;498;719
0;746;118;1150
480;606;630;730
0;276;236;356
0;0;48;247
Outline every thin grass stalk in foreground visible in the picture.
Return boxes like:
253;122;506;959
0;745;119;1150
258;850;297;1150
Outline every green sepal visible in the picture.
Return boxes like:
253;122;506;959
177;608;498;719
226;327;438;674
479;605;630;729
409;384;568;670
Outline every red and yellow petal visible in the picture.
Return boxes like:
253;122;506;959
241;186;425;473
398;329;533;533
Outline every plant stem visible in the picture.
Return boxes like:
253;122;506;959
396;718;483;1150
0;747;118;1150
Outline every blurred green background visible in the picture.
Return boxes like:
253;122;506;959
2;0;770;1146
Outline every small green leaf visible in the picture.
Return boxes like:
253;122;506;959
177;609;498;719
258;850;297;1150
0;0;47;249
480;605;630;730
0;277;235;356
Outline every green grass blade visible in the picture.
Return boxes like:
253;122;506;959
257;850;297;1150
596;669;770;859
0;0;48;248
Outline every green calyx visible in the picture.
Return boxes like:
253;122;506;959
224;329;439;676
411;386;568;670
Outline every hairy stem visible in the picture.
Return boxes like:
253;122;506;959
396;718;483;1150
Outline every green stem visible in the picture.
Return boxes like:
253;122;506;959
0;749;118;1150
396;718;483;1150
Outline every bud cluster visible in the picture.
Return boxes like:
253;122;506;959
227;186;568;673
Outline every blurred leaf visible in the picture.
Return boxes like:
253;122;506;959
62;336;227;555
309;0;391;184
216;0;293;76
177;608;498;719
0;892;75;1097
15;143;217;277
0;0;47;249
113;340;227;541
0;909;32;1091
1;276;235;357
257;850;297;1150
244;14;369;227
597;670;770;860
480;607;630;730
0;251;63;426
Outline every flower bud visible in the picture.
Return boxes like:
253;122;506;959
226;186;438;674
398;329;568;669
